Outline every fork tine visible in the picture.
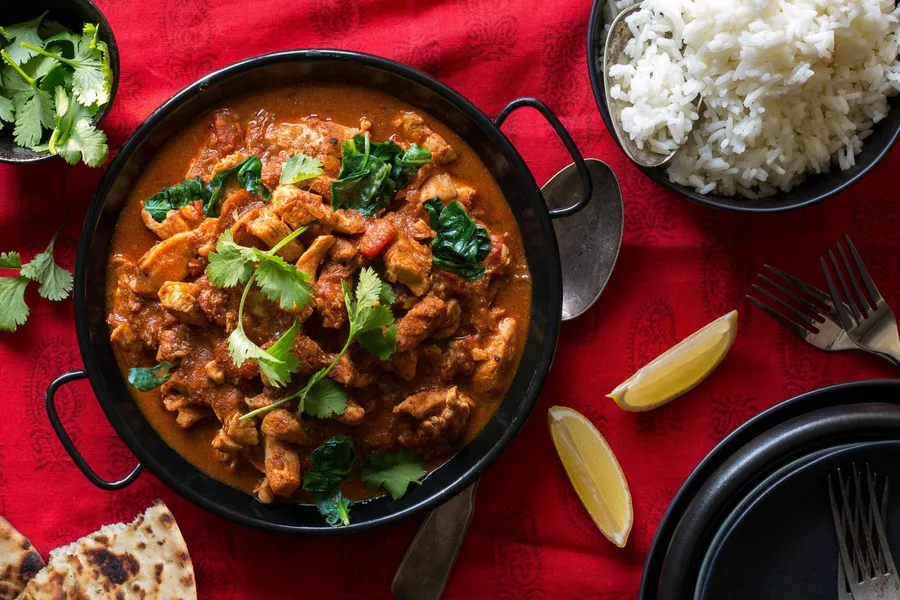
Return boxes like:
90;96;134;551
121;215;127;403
757;274;826;321
838;243;873;315
750;285;818;326
832;470;862;584
855;465;880;577
821;257;857;330
747;295;814;339
830;250;865;324
867;466;897;577
764;264;833;306
845;235;884;304
843;466;872;579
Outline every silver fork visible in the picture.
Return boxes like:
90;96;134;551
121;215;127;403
820;235;900;366
748;264;859;353
829;465;900;600
837;471;891;600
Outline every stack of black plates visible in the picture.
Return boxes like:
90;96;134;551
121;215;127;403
641;380;900;600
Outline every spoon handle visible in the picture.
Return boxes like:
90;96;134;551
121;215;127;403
392;482;479;600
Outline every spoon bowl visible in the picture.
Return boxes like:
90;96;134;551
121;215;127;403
602;4;700;170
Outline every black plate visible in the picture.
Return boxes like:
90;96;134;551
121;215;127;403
46;50;594;535
585;0;900;212
641;379;900;599
697;441;900;600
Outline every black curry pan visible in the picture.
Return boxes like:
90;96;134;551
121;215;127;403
45;50;592;534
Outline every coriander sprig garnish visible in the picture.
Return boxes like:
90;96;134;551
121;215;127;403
206;226;313;387
0;228;73;332
241;267;398;421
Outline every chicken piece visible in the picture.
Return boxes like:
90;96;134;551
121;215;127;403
158;281;203;324
212;430;242;454
386;351;417;381
269;185;365;234
485;235;512;277
393;112;458;165
358;219;397;259
246;208;304;262
394;386;474;454
425;337;478;381
315;261;352;329
329;353;377;388
471;317;518;395
141;201;205;239
266;117;366;158
329;238;358;264
220;189;260;223
213;339;259;380
255;478;275;504
265;435;301;498
186;109;243;179
244;388;283;411
334;397;366;425
224;412;259;447
156;326;193;362
176;406;213;429
386;212;434;242
138;231;197;291
396;295;449;352
204;360;225;384
294;335;333;375
384;235;432;296
433;300;461;339
261;409;310;445
296;235;335;283
195;275;239;331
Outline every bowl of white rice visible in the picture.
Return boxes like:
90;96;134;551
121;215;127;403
587;0;900;212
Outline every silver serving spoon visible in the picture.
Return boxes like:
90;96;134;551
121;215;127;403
391;159;624;600
603;4;701;169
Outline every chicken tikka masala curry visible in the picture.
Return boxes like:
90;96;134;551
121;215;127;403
106;84;531;526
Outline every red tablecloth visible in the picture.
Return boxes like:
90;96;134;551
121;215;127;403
1;0;898;597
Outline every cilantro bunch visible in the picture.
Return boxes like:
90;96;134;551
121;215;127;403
0;228;73;332
0;13;111;167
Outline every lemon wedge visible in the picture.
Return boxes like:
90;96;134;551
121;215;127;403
548;406;633;547
608;310;738;412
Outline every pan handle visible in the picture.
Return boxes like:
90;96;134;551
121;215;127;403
46;370;143;491
494;97;592;218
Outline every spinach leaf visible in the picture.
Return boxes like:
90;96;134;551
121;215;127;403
143;178;204;222
424;199;491;281
315;490;351;528
331;134;431;217
303;435;357;527
128;362;174;391
303;435;357;494
237;155;270;201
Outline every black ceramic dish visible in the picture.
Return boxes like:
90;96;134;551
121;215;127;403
44;50;592;535
586;0;900;213
657;402;900;600
0;0;119;164
696;441;900;600
640;379;900;599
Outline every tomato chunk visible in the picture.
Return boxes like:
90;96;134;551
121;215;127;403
358;219;398;259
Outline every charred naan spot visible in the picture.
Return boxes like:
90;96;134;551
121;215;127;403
0;565;11;579
160;511;174;526
143;526;153;535
94;535;109;544
21;540;32;549
137;542;146;550
155;562;164;583
178;551;189;564
181;573;194;586
116;592;125;600
86;548;140;585
20;550;43;579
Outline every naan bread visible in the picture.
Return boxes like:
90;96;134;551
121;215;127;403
0;516;44;599
17;501;196;600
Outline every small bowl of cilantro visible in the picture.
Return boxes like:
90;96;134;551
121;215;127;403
0;0;118;166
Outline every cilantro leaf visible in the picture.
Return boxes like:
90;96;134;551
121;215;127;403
228;324;279;368
127;362;174;391
20;229;72;301
315;490;351;528
0;12;48;64
258;320;300;388
0;95;13;126
361;450;426;499
254;254;314;312
0;252;22;269
280;153;324;185
358;324;397;360
12;86;52;149
0;276;30;332
48;87;107;167
303;377;348;419
205;230;257;288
